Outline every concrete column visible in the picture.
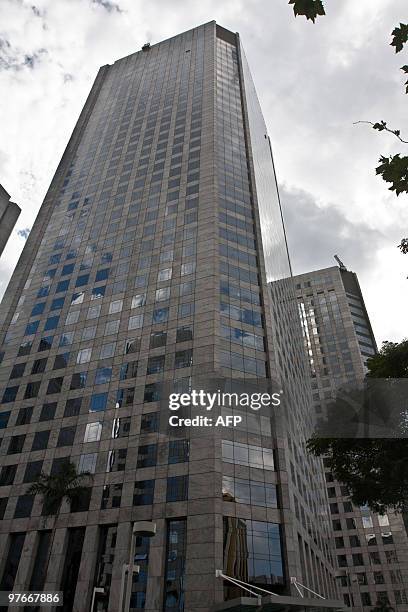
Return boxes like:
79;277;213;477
74;525;99;612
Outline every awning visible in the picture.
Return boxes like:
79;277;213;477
212;595;346;612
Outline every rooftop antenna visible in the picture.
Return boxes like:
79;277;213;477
334;255;347;270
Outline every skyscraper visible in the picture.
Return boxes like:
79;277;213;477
0;23;342;612
294;264;408;611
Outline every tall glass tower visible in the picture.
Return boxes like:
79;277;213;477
294;264;408;611
0;23;342;612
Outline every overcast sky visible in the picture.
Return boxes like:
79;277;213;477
0;0;407;343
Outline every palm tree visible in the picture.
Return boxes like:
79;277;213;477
27;460;92;588
28;460;92;516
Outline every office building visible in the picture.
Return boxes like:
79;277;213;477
0;23;341;612
294;264;408;610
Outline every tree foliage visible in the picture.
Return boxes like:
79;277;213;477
401;65;408;93
27;460;92;515
376;154;408;196
398;237;408;254
390;23;408;53
366;339;408;378
371;596;395;612
288;0;325;22
307;340;408;513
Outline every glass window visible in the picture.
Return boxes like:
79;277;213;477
95;367;112;385
87;305;101;319
2;386;19;403
362;516;373;528
100;342;116;359
91;286;105;300
31;358;47;374
178;303;194;318
31;302;45;316
166;475;188;502
71;292;84;305
124;338;140;355
137;444;157;468
176;325;193;343
65;311;80;326
147;355;165;375
25;321;40;336
141;412;158;433
53;353;69;369
0;410;11;428
150;331;167;348
158;268;172;282
64;398;82;417
95;269;109;282
14;495;34;518
120;361;138;380
50;298;65;311
18;341;32;356
56;280;70;293
144;383;161;402
75;274;89;287
105;319;120;335
24;381;41;399
46;377;63;394
128;314;144;330
70;371;87;390
57;426;76;447
78;453;97;474
155;287;170;302
133;480;155;505
84;422;102;443
59;331;74;346
131;293;146;309
77;348;92;364
16;406;33;426
0;464;17;486
153;308;168;324
168;440;189;464
8;434;26;454
31;430;50;451
39;402;56;422
109;300;123;314
378;514;389;527
89;393;108;412
175;349;193;369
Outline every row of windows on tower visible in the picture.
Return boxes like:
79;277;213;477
1;475;189;520
0;439;190;487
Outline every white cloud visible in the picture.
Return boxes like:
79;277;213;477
0;0;407;343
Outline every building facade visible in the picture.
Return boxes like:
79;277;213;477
0;23;340;612
0;183;21;257
294;264;408;611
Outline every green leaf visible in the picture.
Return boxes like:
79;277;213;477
402;65;408;94
398;238;408;255
376;154;408;196
391;23;408;53
289;0;325;22
373;121;387;131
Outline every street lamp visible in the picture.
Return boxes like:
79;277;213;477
119;521;156;612
90;587;105;612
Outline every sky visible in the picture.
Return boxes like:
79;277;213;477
0;0;407;343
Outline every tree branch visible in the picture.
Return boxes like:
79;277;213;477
354;121;408;144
